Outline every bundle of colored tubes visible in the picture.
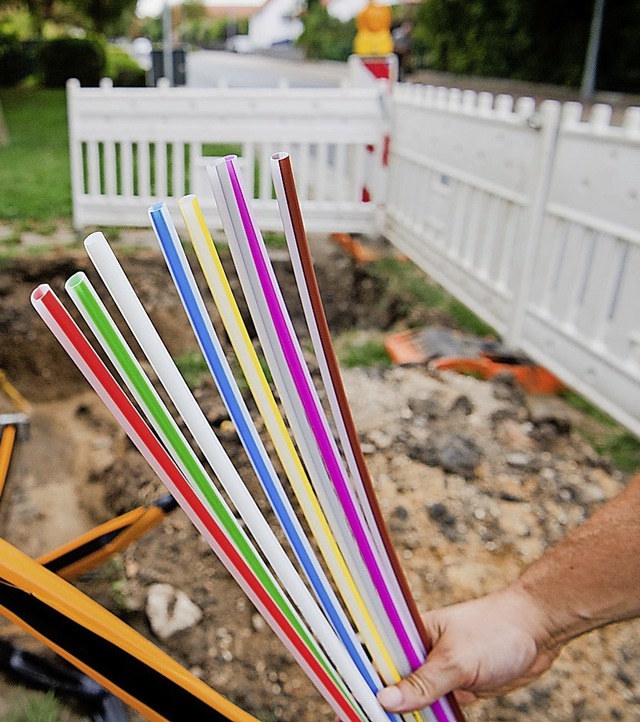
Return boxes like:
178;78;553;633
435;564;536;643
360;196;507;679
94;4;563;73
31;153;464;722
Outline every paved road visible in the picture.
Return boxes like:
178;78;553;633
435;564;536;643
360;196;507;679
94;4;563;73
186;49;349;88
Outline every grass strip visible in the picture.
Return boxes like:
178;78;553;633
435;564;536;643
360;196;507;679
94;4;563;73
0;89;71;221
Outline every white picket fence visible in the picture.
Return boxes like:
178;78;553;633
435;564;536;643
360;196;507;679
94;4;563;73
67;78;385;233
386;83;640;437
66;78;640;438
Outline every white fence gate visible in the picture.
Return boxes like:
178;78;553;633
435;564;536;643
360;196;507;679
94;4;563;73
386;83;640;437
66;78;640;438
67;78;385;234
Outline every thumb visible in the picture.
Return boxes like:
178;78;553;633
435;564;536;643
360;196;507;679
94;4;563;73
377;650;463;714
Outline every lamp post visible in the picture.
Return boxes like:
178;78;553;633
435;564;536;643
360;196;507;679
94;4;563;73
162;0;174;86
580;0;606;101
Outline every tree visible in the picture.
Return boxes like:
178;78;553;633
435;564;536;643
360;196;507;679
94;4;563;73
70;0;138;35
2;0;137;38
422;0;532;77
179;0;206;22
22;0;55;36
297;4;355;61
413;0;640;93
597;0;640;93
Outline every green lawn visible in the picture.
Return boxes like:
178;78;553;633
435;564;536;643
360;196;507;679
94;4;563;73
0;90;252;223
0;88;71;221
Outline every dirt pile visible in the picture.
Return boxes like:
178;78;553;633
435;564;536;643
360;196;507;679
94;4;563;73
0;248;638;721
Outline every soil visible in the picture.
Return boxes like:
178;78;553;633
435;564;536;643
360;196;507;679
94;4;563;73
0;242;639;722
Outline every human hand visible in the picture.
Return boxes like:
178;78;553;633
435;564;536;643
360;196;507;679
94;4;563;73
376;583;561;713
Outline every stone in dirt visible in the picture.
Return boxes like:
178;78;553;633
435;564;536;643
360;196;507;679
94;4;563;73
408;431;483;478
146;583;203;641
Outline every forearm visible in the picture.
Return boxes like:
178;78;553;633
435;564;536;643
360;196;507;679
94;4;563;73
514;472;640;650
377;473;640;714
379;476;640;712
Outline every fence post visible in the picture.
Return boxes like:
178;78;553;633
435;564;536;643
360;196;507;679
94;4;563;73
347;54;393;236
506;99;561;348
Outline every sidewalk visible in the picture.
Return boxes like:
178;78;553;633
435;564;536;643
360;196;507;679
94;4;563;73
0;219;159;252
0;218;338;257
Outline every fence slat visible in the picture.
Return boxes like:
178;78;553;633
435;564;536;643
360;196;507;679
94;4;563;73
138;142;151;197
259;142;272;201
87;141;101;196
103;141;116;196
296;143;311;202
172;142;185;198
156;142;168;199
121;142;134;197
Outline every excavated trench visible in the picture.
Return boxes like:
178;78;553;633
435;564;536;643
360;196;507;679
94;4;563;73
0;247;638;722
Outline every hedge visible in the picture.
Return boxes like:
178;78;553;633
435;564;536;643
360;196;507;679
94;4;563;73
0;35;35;87
40;38;106;88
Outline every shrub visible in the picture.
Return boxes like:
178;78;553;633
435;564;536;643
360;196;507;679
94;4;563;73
0;35;33;87
412;0;640;93
297;5;355;61
113;65;146;86
39;38;106;88
106;44;146;86
178;17;227;48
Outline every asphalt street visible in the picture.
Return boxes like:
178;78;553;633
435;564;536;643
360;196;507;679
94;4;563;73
186;49;349;88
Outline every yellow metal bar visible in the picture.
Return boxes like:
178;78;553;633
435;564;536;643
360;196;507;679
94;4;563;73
0;537;258;721
0;424;16;502
0;370;30;413
36;504;171;580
